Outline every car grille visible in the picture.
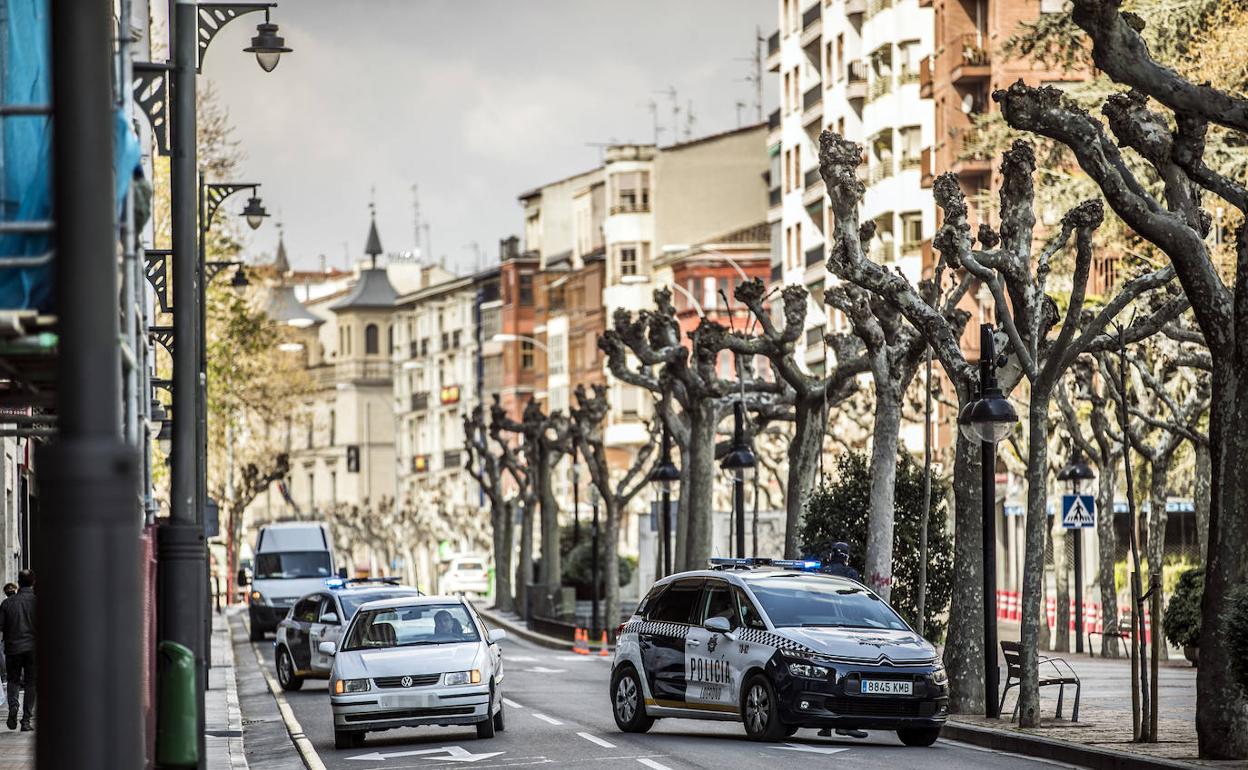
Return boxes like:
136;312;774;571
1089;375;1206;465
374;674;442;689
826;698;936;718
344;706;475;723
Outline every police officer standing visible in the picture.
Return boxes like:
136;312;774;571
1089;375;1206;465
821;542;861;582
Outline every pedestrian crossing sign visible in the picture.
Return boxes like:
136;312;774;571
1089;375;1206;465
1061;494;1096;529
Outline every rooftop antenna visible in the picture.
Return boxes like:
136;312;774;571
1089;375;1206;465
410;183;422;261
738;27;766;123
646;99;662;145
735;100;746;128
684;99;696;141
422;223;432;267
653;86;679;145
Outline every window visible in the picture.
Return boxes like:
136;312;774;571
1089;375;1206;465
899;40;922;83
611;171;651;213
519;273;534;305
648;579;703;623
698;582;740;628
329;409;336;446
749;574;909;630
343;603;480;651
293;596;323;623
835;34;845;80
520;340;536;370
365;324;379;354
548;334;566;376
388;325;395;354
614;242;649;280
900;125;922;169
783;70;793;113
255;552;332;580
735;588;767;629
306;414;314;448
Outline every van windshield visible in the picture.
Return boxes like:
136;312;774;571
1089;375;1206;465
255;552;332;580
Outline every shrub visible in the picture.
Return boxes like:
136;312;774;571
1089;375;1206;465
1162;568;1203;649
562;538;633;598
797;451;953;642
1224;584;1248;693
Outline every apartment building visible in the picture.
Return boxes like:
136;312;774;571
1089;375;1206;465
769;0;935;372
480;236;540;424
392;267;484;586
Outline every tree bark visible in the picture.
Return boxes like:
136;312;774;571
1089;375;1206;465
538;457;560;595
1054;519;1070;653
1195;439;1210;564
685;403;719;568
516;500;534;618
1147;458;1170;662
864;376;902;601
675;461;691;573
1096;453;1120;657
605;497;621;641
944;426;986;713
493;500;515;613
786;396;828;559
1018;401;1052;727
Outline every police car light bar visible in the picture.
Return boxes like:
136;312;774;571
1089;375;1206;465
324;577;346;589
708;557;772;569
773;559;822;571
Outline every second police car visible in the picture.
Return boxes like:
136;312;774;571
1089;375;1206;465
609;558;948;745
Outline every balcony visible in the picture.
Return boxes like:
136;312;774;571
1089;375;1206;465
800;4;821;46
900;152;922;173
768;108;781;131
846;61;868;101
411;391;430;412
337;359;392;384
951;128;992;178
411;455;429;474
805;244;825;267
769;186;782;207
919;55;933;99
866;0;893;18
803;168;826;206
868;75;893;103
845;0;866;16
609;200;651;215
900;63;920;86
949;33;991;85
868;161;894;185
767;30;781;72
920;146;934;188
802;85;823;126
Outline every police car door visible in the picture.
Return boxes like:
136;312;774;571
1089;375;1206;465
288;596;319;671
640;578;703;707
311;594;340;673
684;579;745;713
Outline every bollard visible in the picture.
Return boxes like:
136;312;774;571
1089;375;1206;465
157;641;199;767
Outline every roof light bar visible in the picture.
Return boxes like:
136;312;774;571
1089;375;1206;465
773;559;822;571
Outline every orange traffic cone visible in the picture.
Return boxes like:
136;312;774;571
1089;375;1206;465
598;631;610;657
572;627;589;655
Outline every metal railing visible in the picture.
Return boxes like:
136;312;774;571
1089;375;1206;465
952;32;990;69
847;60;868;84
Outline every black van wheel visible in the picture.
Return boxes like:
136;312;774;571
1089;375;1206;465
897;726;942;746
611;666;654;733
741;674;786;742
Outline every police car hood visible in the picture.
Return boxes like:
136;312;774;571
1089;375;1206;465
776;626;935;664
338;642;481;679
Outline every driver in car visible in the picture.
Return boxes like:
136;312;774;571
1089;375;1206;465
433;610;460;639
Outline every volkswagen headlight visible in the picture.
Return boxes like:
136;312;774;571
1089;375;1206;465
786;659;832;679
334;678;371;694
931;663;948;686
444;669;482;686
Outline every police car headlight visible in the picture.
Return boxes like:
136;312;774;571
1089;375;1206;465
931;663;948;686
787;661;832;679
334;678;370;694
445;669;482;686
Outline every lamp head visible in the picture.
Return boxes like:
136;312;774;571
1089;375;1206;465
230;266;251;291
1057;449;1096;483
242;196;268;230
156;420;173;455
244;20;291;73
963;386;1017;443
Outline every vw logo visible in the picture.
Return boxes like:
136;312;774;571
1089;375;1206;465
400;676;413;688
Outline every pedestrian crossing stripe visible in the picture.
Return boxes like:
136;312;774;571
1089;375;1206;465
1062;494;1096;529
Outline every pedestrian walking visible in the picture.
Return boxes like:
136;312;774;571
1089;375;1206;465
1;570;36;731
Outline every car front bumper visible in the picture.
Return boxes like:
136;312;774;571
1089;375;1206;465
249;603;290;632
773;659;949;731
331;684;491;732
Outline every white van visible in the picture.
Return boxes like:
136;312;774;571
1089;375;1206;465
241;522;338;640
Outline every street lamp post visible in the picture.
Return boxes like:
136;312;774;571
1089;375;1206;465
959;323;1018;719
1058;449;1096;655
572;453;581;547
720;401;756;559
590;485;601;641
649;424;680;578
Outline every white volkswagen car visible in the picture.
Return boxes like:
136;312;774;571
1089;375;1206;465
319;596;506;750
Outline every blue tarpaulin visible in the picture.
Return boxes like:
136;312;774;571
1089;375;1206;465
0;0;142;313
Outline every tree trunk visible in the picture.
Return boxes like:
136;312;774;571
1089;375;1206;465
943;426;986;713
1053;519;1070;653
675;460;691;573
684;404;718;569
1148;458;1170;662
493;499;515;613
1195;439;1210;564
1018;400;1051;728
1096;457;1120;657
538;456;561;595
1197;366;1248;758
864;380;902;601
516;499;534;619
785;396;828;559
605;497;622;641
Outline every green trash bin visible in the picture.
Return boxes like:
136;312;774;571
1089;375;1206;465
157;641;199;767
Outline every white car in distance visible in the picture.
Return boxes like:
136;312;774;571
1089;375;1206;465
439;554;490;597
319;596;506;750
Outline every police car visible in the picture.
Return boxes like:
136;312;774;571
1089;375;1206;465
274;577;422;691
609;558;948;745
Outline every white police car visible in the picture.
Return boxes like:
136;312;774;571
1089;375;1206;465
609;558;948;745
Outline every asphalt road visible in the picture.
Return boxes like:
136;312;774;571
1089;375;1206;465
246;630;1074;769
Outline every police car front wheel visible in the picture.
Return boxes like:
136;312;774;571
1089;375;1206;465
610;666;654;733
897;726;941;747
741;674;787;742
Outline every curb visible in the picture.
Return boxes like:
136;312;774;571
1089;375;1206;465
232;614;328;770
942;720;1202;770
478;607;574;652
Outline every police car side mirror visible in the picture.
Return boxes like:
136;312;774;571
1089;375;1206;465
704;616;731;635
237;569;250;587
321;612;339;625
318;641;337;656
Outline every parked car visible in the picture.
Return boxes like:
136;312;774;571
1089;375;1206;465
438;554;490;596
274;577;423;691
241;522;339;641
320;596;506;749
609;557;948;745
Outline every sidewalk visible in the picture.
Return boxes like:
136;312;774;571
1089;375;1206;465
0;611;248;770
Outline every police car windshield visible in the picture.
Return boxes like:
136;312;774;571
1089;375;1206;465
748;574;909;630
339;591;421;619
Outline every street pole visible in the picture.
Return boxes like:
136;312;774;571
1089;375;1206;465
733;402;746;559
160;1;208;766
661;482;671;578
591;491;600;640
572;457;580;547
979;324;1000;719
1073;479;1084;655
38;3;143;767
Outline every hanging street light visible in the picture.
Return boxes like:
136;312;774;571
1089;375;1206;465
720;401;756;559
243;10;292;72
649;424;680;577
157;420;173;456
230;265;251;291
959;323;1018;719
241;195;269;230
1058;448;1097;655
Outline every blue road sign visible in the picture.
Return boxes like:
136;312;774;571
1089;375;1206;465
1061;494;1096;529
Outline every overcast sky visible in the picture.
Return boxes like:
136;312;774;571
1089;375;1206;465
202;0;777;274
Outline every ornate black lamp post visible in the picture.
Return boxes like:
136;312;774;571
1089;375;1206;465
649;424;680;577
720;401;756;559
1058;449;1096;654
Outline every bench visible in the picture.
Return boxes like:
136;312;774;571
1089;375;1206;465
999;640;1080;722
1088;627;1132;658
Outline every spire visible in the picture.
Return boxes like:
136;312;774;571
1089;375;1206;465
273;224;290;275
365;198;383;268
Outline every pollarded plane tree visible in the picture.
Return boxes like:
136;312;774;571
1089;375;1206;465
463;405;516;614
994;1;1248;750
570;383;660;636
818;131;1185;717
486;395;540;618
599;289;790;570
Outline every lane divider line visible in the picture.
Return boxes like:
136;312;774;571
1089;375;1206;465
531;713;563;725
636;759;674;770
239;616;329;770
576;732;617;749
502;698;524;709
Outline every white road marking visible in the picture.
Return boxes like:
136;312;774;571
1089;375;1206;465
531;713;563;725
769;742;851;755
635;759;674;770
502;697;523;709
346;745;504;762
522;666;567;674
507;656;538;662
576;732;617;749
